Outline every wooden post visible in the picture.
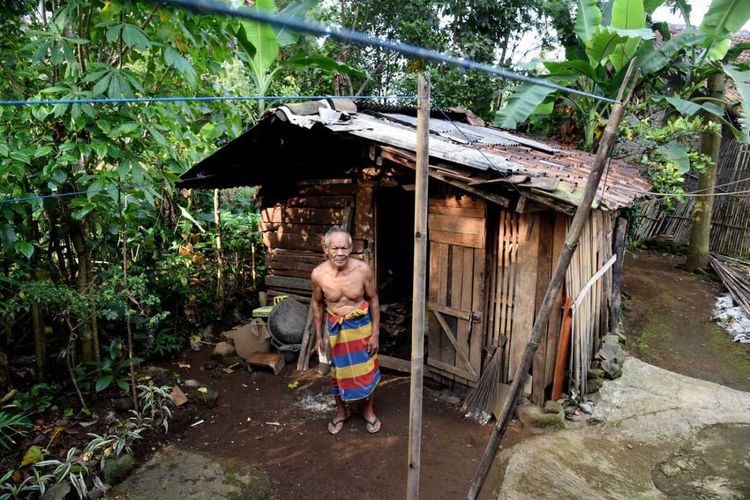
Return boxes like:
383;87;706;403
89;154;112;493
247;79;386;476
407;73;430;500
466;60;639;500
609;217;628;334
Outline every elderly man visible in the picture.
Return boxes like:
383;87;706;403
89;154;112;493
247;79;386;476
311;226;381;435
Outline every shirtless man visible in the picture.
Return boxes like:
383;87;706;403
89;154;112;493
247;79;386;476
311;226;381;435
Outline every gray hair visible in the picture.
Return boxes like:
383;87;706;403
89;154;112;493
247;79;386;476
324;225;352;247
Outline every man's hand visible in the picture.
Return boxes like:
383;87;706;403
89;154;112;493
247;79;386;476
367;335;379;356
316;336;326;358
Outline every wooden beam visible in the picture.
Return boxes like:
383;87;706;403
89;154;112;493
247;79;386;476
407;73;429;500
432;310;479;380
379;355;412;373
427;301;481;322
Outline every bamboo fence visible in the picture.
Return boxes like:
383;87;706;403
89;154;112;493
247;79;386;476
635;135;750;257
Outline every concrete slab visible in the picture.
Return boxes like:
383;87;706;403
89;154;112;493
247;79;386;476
107;446;274;500
496;357;750;499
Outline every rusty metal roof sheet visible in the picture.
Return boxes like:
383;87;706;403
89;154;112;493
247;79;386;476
179;100;651;211
271;104;650;210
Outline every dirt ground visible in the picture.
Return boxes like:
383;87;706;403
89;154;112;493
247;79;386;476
622;249;750;392
119;247;750;499
160;348;527;500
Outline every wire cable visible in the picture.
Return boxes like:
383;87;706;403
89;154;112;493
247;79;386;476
0;94;417;107
156;0;618;105
431;104;524;198
0;175;216;204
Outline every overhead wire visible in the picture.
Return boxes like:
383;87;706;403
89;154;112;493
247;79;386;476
0;174;216;204
431;103;525;198
0;94;417;107
155;0;618;105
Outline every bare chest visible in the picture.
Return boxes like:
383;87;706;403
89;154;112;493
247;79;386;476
320;272;365;304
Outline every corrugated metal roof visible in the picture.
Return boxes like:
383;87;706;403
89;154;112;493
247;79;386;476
179;100;651;211
272;104;651;210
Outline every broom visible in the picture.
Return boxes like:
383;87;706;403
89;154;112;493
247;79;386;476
462;346;504;424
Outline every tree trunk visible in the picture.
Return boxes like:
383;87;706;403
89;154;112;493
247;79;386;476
32;302;46;380
686;72;725;271
213;189;225;312
70;226;96;362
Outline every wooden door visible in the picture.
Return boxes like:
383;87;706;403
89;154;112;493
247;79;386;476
427;196;486;386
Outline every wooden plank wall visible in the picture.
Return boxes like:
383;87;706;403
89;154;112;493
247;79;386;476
565;210;613;396
261;179;374;298
427;194;486;387
487;209;571;403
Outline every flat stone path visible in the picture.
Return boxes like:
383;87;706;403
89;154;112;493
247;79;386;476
107;447;274;499
496;357;750;499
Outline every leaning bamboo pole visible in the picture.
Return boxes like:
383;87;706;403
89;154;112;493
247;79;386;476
466;60;640;500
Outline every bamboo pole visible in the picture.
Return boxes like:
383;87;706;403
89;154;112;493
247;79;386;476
609;217;628;334
407;73;430;500
466;60;639;500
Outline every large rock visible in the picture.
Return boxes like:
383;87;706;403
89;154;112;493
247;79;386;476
40;481;71;500
212;342;236;360
597;341;625;379
102;453;136;485
108;447;274;499
516;404;565;430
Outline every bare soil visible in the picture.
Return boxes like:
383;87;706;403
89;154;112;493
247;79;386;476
622;249;750;392
162;348;528;500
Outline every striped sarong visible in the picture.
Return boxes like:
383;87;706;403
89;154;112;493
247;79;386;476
327;301;380;401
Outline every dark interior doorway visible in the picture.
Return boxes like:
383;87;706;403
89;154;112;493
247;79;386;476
375;186;415;359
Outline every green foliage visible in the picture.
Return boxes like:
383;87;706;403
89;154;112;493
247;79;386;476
76;340;142;393
13;383;56;415
620;112;715;200
700;0;750;36
0;410;31;451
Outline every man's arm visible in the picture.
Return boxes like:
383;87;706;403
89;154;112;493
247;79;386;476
311;269;326;354
363;264;380;355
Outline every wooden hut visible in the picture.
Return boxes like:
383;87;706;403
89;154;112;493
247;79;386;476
179;99;650;403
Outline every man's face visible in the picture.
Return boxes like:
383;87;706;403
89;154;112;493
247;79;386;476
326;232;351;269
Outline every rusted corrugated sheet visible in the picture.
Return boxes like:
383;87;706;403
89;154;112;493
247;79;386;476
179;99;651;210
271;104;650;210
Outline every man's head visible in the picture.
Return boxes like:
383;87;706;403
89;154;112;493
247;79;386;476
323;226;352;269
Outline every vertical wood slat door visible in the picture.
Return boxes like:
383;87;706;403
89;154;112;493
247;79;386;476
427;197;486;386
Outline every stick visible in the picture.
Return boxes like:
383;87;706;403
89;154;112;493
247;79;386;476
297;301;314;370
466;59;639;500
406;73;430;500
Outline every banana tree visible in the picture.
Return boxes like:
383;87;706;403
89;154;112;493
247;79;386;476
495;0;750;148
235;0;364;117
496;0;655;149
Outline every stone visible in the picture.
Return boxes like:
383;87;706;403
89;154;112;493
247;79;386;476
587;378;604;393
516;404;565;430
40;481;71;500
585;392;601;405
183;379;201;388
543;400;564;414
170;386;188;407
102;453;135;485
602;334;622;346
108;447;274;499
445;395;461;406
212;342;236;360
579;402;594;414
587;368;605;379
